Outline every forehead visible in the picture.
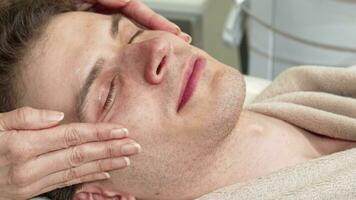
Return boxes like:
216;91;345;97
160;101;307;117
38;11;111;78
22;12;111;119
46;12;111;40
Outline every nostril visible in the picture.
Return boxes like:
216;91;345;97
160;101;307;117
157;56;167;75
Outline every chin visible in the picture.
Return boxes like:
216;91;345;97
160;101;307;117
209;64;245;139
183;60;246;144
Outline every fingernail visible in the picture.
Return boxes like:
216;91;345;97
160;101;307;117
111;128;129;138
173;25;181;34
47;112;64;122
76;193;89;200
121;143;142;155
181;33;192;43
103;172;111;178
113;157;131;168
119;0;131;3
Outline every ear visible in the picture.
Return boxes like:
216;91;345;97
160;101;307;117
73;184;136;200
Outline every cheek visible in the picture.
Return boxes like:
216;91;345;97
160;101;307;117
110;94;164;140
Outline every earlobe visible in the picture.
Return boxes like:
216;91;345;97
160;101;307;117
74;192;123;200
117;195;136;200
73;192;91;200
73;183;135;200
73;184;106;200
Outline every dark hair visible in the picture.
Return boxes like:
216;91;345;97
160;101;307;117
0;0;78;199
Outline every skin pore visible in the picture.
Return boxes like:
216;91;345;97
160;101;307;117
19;12;356;200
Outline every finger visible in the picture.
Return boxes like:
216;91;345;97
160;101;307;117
97;0;130;8
89;0;190;42
178;32;192;44
77;0;129;11
120;0;181;35
0;107;64;131
21;123;129;158
22;139;139;183
36;172;111;197
74;0;94;10
77;2;94;11
35;156;128;190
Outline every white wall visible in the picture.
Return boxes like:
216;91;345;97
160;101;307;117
142;0;241;70
248;0;356;79
203;0;241;69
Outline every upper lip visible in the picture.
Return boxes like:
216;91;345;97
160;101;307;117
177;55;199;111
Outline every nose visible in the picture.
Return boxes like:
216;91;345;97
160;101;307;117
123;37;172;85
143;37;172;84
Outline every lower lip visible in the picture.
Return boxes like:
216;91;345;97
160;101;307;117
178;58;206;112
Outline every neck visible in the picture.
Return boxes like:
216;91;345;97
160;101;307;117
183;110;312;199
187;110;356;199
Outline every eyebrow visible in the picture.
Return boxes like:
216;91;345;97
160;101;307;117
111;14;122;38
77;58;104;121
76;15;122;121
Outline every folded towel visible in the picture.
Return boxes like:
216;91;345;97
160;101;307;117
199;148;356;200
199;66;356;200
248;66;356;141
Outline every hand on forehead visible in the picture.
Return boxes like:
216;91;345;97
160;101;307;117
75;0;192;43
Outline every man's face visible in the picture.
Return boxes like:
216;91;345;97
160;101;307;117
22;12;245;198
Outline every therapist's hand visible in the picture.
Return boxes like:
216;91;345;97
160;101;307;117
0;107;140;200
75;0;192;43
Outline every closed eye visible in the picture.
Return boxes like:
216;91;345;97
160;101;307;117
103;76;117;112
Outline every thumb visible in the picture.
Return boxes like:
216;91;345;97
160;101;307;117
0;107;64;131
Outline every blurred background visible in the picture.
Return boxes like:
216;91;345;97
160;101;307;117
142;0;356;80
142;0;240;70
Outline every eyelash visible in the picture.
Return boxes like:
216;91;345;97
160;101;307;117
103;77;116;111
129;30;143;44
101;30;141;112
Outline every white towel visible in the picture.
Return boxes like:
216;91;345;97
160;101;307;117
199;66;356;200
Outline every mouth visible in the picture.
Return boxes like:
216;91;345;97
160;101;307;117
177;56;206;112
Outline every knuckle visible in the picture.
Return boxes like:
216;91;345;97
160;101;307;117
68;147;85;167
17;107;34;125
128;0;139;13
148;13;160;27
96;160;106;172
122;138;136;145
7;136;31;162
15;187;31;200
105;142;116;157
62;176;84;188
8;166;30;187
39;109;50;122
93;123;104;141
20;106;34;114
65;168;79;181
57;182;69;189
64;126;82;147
